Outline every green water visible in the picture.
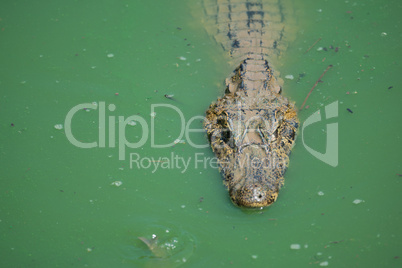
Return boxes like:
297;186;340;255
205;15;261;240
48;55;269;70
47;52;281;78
1;0;401;267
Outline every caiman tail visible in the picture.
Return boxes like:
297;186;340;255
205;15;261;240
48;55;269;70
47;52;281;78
202;0;299;208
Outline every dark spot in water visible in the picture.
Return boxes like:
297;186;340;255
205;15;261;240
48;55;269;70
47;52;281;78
347;108;353;113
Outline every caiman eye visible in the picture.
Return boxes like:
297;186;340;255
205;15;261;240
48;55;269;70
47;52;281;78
221;128;231;143
217;117;231;143
217;117;226;126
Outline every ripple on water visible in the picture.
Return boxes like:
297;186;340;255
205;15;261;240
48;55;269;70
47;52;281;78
120;223;197;267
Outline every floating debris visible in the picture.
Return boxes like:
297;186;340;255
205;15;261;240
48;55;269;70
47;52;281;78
290;244;301;250
111;181;122;187
304;37;322;54
319;261;329;267
128;121;137;126
107;53;115;58
318;191;325;196
285;75;294;80
329;240;344;244
54;124;63;130
174;139;185;144
150;112;156;117
353;199;364;204
178;56;186;61
347;108;353;113
300;65;333;110
164;94;174;99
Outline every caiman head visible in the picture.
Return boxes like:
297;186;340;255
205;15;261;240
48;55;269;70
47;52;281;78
203;56;300;208
205;89;298;209
207;105;291;208
226;144;283;208
229;183;279;208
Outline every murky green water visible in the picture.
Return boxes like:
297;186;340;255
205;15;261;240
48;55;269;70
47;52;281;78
1;0;401;267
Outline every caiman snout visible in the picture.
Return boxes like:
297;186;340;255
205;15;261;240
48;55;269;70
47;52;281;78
229;184;278;208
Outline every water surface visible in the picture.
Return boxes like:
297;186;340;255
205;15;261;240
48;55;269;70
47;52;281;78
0;0;401;267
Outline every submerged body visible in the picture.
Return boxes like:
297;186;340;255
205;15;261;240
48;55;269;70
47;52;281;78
203;0;299;208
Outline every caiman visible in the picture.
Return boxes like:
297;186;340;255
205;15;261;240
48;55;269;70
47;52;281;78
202;0;299;208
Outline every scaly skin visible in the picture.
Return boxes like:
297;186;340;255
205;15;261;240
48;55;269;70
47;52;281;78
203;0;299;208
204;59;298;207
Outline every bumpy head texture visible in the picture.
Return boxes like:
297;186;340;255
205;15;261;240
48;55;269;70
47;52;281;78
204;60;298;208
